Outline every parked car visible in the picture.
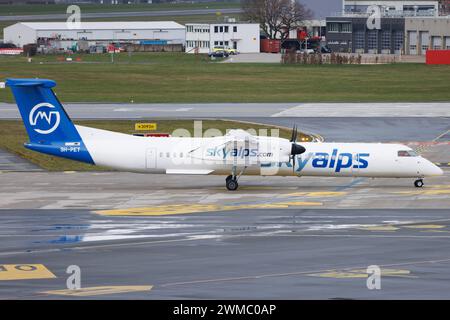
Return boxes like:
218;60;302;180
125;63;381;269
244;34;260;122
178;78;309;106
321;45;332;54
208;50;229;58
300;49;315;55
212;46;237;55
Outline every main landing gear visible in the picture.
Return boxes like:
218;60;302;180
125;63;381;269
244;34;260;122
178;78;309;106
414;179;424;188
225;166;247;191
226;175;238;191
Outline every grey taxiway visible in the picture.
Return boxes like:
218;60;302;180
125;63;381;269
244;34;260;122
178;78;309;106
0;102;448;299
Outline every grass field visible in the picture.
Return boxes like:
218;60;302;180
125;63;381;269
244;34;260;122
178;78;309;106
0;1;240;16
1;53;450;103
0;119;307;171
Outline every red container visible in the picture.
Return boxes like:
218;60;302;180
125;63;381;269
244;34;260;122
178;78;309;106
260;39;281;53
426;50;450;65
297;29;307;41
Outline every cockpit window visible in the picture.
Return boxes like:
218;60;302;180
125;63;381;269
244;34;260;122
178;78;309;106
398;150;418;157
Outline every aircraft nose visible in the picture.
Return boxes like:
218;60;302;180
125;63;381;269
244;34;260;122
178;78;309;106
421;160;444;176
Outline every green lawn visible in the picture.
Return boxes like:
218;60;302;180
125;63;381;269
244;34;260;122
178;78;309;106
0;119;308;171
1;53;450;103
0;1;240;16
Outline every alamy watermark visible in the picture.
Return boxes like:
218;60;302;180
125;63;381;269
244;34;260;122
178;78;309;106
366;265;381;290
66;265;81;290
366;5;382;30
66;5;81;29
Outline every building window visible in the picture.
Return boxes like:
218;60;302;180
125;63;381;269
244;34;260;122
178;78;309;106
219;26;223;32
233;26;237;32
421;32;429;53
214;26;218;33
445;37;450;49
367;30;378;53
432;36;442;50
328;23;339;33
214;41;218;45
354;30;365;50
394;31;404;53
224;26;229;33
341;23;351;33
381;31;391;50
225;41;229;46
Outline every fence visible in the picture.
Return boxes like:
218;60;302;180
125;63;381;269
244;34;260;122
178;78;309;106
282;52;401;64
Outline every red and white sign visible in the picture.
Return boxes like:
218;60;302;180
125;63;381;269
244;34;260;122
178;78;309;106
0;48;24;55
107;44;123;53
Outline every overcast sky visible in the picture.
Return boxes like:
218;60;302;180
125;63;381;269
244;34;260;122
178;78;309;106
301;0;341;19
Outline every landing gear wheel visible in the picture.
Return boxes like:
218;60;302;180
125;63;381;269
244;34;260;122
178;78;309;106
226;175;233;182
414;179;424;188
226;178;239;191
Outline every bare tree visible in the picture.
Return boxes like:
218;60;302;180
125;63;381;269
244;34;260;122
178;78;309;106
242;0;313;40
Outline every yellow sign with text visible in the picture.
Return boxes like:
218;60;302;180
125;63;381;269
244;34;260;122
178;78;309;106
135;123;157;131
0;264;56;281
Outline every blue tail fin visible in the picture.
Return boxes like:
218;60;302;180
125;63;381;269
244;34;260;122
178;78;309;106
6;78;94;164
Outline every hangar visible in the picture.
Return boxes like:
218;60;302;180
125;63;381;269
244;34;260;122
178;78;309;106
4;21;186;48
405;16;450;54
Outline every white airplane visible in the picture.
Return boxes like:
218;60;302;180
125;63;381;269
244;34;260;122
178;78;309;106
5;78;443;190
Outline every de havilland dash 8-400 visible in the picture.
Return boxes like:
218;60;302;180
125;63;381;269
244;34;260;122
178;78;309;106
5;78;443;191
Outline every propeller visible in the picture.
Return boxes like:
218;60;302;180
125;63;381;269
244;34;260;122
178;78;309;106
289;125;306;171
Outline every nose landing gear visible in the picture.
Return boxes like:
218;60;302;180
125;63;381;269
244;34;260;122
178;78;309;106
414;179;424;188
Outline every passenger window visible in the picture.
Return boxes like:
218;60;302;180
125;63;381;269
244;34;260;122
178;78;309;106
166;152;170;158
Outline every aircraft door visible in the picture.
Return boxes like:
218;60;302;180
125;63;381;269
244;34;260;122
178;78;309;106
146;148;157;169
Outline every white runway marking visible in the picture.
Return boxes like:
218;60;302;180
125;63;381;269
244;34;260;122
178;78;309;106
271;103;450;118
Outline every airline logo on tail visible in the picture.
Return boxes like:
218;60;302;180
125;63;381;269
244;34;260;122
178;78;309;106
29;103;61;134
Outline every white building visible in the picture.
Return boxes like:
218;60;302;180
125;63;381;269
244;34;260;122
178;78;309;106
185;23;260;54
343;0;439;16
4;21;185;47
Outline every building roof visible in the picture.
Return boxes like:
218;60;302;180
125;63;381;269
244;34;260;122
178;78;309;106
15;21;185;30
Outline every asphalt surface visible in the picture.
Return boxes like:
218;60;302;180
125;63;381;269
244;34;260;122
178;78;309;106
0;148;42;172
0;171;449;299
0;8;242;22
0;102;449;299
1;102;449;119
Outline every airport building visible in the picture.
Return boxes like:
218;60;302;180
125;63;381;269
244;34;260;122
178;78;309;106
342;0;439;16
4;21;186;48
326;16;406;54
405;16;450;54
326;0;450;54
185;22;260;54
